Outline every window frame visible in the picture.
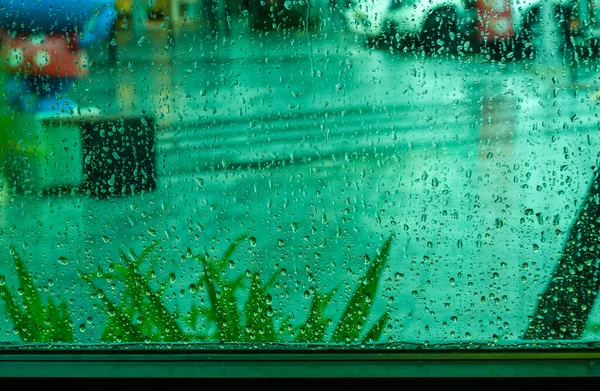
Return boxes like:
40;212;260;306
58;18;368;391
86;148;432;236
1;343;600;377
3;1;600;378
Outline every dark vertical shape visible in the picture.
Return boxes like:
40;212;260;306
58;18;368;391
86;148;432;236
107;16;118;66
81;116;156;197
525;169;600;339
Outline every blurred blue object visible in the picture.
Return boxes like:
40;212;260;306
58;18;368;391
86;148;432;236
80;6;118;48
0;0;117;48
0;0;115;33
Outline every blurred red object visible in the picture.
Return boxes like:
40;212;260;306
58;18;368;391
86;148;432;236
476;0;515;41
0;30;89;78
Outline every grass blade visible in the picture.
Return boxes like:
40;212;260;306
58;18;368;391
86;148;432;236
216;235;247;270
101;316;121;342
0;247;75;342
56;300;75;342
295;287;338;343
230;274;246;291
130;242;159;268
101;306;139;343
363;310;389;343
112;263;128;281
197;258;219;334
187;305;215;328
0;284;32;341
81;272;144;342
45;299;60;342
46;299;74;343
119;250;184;341
265;269;283;289
10;246;45;330
91;273;120;281
183;306;214;341
332;236;392;342
243;272;276;342
197;254;243;341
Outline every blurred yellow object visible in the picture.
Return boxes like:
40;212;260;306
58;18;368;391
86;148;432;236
116;0;169;14
151;0;169;13
116;0;133;13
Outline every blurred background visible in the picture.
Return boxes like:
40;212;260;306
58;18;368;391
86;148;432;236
2;0;600;345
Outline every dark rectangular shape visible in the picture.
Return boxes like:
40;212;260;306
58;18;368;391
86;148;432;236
80;116;157;197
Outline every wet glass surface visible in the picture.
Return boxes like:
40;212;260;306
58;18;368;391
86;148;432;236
1;0;600;347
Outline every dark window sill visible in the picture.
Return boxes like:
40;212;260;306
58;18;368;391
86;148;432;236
1;342;600;377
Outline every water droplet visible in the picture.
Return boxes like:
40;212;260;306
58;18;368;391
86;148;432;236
249;236;257;246
266;293;272;305
533;243;539;252
169;273;176;283
58;256;68;266
495;218;503;229
189;284;197;293
291;222;298;233
0;276;5;286
110;38;117;46
228;260;235;268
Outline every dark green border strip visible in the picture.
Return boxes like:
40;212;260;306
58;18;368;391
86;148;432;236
1;352;600;377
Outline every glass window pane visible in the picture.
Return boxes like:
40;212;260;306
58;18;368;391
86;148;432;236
0;0;599;349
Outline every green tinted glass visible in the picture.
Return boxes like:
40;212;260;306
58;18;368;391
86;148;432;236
0;0;599;352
